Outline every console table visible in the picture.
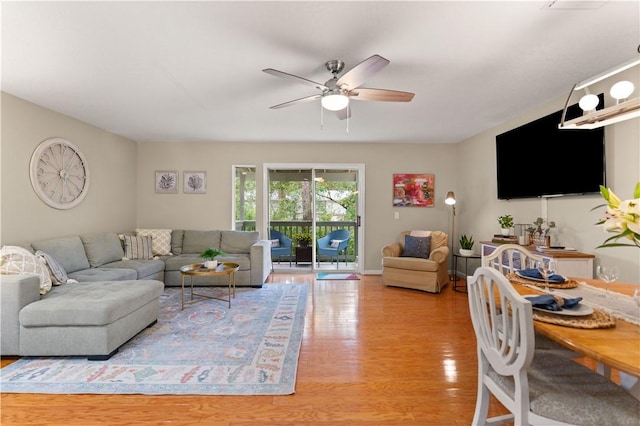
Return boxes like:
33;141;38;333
480;241;595;279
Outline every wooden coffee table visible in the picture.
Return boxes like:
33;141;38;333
179;262;240;309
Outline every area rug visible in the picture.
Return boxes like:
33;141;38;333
316;273;360;280
0;283;307;395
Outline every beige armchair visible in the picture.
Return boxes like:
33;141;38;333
381;231;449;293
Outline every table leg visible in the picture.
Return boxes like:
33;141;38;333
227;273;232;309
181;274;185;310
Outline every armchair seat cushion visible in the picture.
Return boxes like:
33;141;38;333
383;256;439;272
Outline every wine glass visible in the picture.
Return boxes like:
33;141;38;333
596;265;619;298
633;287;640;333
536;259;556;292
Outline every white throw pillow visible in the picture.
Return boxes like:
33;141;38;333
270;239;281;248
0;245;52;294
136;229;172;256
330;240;342;248
410;230;432;237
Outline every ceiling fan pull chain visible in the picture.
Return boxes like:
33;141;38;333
320;102;324;130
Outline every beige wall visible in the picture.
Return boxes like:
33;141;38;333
455;66;640;283
1;92;138;243
136;141;457;273
2;81;638;280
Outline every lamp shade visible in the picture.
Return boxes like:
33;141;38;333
610;80;635;101
578;94;600;112
321;90;349;111
445;191;456;205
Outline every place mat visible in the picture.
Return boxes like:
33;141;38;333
507;272;579;289
532;306;616;329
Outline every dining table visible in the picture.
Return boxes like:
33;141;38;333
508;275;640;397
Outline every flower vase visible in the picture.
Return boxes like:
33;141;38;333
460;249;474;257
204;260;218;269
501;228;511;236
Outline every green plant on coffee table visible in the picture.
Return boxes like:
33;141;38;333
459;234;474;250
497;214;514;228
200;248;225;261
293;232;313;247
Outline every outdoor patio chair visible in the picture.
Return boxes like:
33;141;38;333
269;229;292;270
317;229;350;269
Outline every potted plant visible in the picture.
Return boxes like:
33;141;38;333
293;232;313;247
497;214;514;235
200;248;225;269
459;234;474;256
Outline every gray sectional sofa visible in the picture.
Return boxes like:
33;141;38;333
0;229;271;359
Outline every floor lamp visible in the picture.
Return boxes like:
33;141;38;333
445;191;456;280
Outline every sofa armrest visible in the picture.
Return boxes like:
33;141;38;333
429;246;449;264
1;274;40;355
250;240;271;286
382;242;402;258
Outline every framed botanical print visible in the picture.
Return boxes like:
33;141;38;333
184;171;206;194
393;173;435;207
155;170;178;194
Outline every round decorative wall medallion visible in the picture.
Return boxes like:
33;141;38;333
29;137;90;209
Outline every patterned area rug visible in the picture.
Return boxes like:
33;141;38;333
316;273;360;280
0;284;307;395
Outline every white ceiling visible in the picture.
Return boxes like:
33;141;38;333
2;1;639;144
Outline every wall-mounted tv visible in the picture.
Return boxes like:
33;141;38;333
496;93;605;200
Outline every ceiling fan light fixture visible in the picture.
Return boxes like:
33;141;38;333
321;90;349;111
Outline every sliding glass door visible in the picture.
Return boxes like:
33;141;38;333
265;164;363;273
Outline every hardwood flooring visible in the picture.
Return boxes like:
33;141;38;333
0;274;607;425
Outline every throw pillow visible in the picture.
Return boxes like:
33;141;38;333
410;230;432;237
330;239;341;248
401;235;432;259
270;239;281;248
0;245;52;295
35;250;69;284
123;235;154;260
136;229;172;256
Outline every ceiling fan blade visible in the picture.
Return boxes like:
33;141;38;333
269;94;322;109
349;88;415;102
336;54;390;90
263;68;328;91
334;107;351;121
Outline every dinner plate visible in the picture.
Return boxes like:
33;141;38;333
515;270;567;283
531;303;594;317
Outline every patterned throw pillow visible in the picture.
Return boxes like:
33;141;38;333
0;245;52;294
270;239;280;248
35;250;69;284
123;235;154;260
136;229;172;256
330;240;341;248
401;235;432;259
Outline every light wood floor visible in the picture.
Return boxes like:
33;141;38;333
0;274;606;425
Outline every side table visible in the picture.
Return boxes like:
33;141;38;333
179;262;240;309
452;253;481;292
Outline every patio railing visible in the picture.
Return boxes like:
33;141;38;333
235;220;358;261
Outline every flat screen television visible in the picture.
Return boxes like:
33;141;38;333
496;93;605;200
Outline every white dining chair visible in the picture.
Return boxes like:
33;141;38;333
467;266;640;425
481;243;542;274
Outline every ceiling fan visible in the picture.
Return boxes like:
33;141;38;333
263;54;415;120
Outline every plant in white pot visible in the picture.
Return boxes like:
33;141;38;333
459;234;475;256
497;214;514;235
200;248;225;269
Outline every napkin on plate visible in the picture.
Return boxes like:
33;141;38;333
525;294;583;311
517;268;566;283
